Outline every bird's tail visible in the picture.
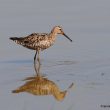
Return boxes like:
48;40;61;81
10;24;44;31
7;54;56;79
10;37;19;41
9;37;23;44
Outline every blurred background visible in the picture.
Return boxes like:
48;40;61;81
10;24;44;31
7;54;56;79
0;0;110;110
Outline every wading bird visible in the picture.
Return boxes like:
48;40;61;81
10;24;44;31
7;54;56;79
10;26;72;75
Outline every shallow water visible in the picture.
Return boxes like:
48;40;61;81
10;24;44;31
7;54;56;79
0;0;110;110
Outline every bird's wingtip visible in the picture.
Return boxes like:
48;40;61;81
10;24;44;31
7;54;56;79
9;37;14;40
9;37;12;40
9;37;18;40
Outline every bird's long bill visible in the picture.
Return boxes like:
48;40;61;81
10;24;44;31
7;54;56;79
63;33;72;42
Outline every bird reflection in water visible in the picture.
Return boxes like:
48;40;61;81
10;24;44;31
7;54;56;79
12;56;74;101
12;75;73;101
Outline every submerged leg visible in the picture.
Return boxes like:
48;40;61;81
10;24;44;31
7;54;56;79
34;51;38;75
37;50;41;76
34;50;41;76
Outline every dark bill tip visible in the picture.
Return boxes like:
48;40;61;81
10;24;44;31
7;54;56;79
63;33;72;42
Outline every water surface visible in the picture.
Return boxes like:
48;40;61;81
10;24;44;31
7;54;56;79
0;0;110;110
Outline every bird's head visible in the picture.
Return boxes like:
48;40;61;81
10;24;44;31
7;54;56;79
51;26;72;42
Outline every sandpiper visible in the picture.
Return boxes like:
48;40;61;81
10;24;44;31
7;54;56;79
10;26;72;75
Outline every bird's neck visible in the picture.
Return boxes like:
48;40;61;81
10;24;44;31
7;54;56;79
48;31;57;41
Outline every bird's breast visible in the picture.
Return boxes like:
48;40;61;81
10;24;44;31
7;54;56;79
22;38;55;50
38;40;55;50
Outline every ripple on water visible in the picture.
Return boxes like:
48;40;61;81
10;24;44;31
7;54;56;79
43;60;77;68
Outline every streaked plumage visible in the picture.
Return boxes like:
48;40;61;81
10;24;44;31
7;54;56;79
10;26;72;51
10;26;72;75
12;75;74;101
10;33;55;50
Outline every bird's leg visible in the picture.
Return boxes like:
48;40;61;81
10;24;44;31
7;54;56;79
34;51;38;75
37;50;41;76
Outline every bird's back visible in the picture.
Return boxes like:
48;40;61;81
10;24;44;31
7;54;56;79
10;33;55;50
